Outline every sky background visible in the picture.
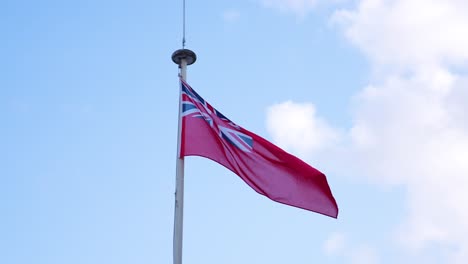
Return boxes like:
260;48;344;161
2;0;468;263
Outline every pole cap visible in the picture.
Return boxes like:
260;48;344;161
171;49;197;65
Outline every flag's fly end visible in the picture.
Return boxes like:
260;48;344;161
172;49;197;66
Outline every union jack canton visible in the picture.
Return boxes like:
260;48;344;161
181;81;253;152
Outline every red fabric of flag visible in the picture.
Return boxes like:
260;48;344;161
180;80;338;218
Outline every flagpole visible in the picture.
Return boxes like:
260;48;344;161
172;48;196;264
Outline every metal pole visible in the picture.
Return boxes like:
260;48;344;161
172;49;196;264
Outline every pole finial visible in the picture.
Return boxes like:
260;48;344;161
171;49;197;66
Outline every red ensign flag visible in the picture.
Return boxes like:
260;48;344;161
180;80;338;218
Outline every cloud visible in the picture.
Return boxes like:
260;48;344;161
347;68;468;260
332;0;468;68
323;232;346;256
222;9;241;23
267;0;468;263
333;1;468;262
350;245;379;264
260;0;319;17
260;0;349;17
266;101;339;157
322;233;380;264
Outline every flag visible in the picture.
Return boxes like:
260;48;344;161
179;79;338;218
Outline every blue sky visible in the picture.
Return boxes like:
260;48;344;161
3;1;468;264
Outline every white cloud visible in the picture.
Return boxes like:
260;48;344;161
260;0;349;17
332;0;468;69
333;1;468;261
323;232;346;256
267;0;468;263
322;233;380;264
350;245;379;264
347;69;468;260
260;0;319;17
266;101;339;157
222;9;241;23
